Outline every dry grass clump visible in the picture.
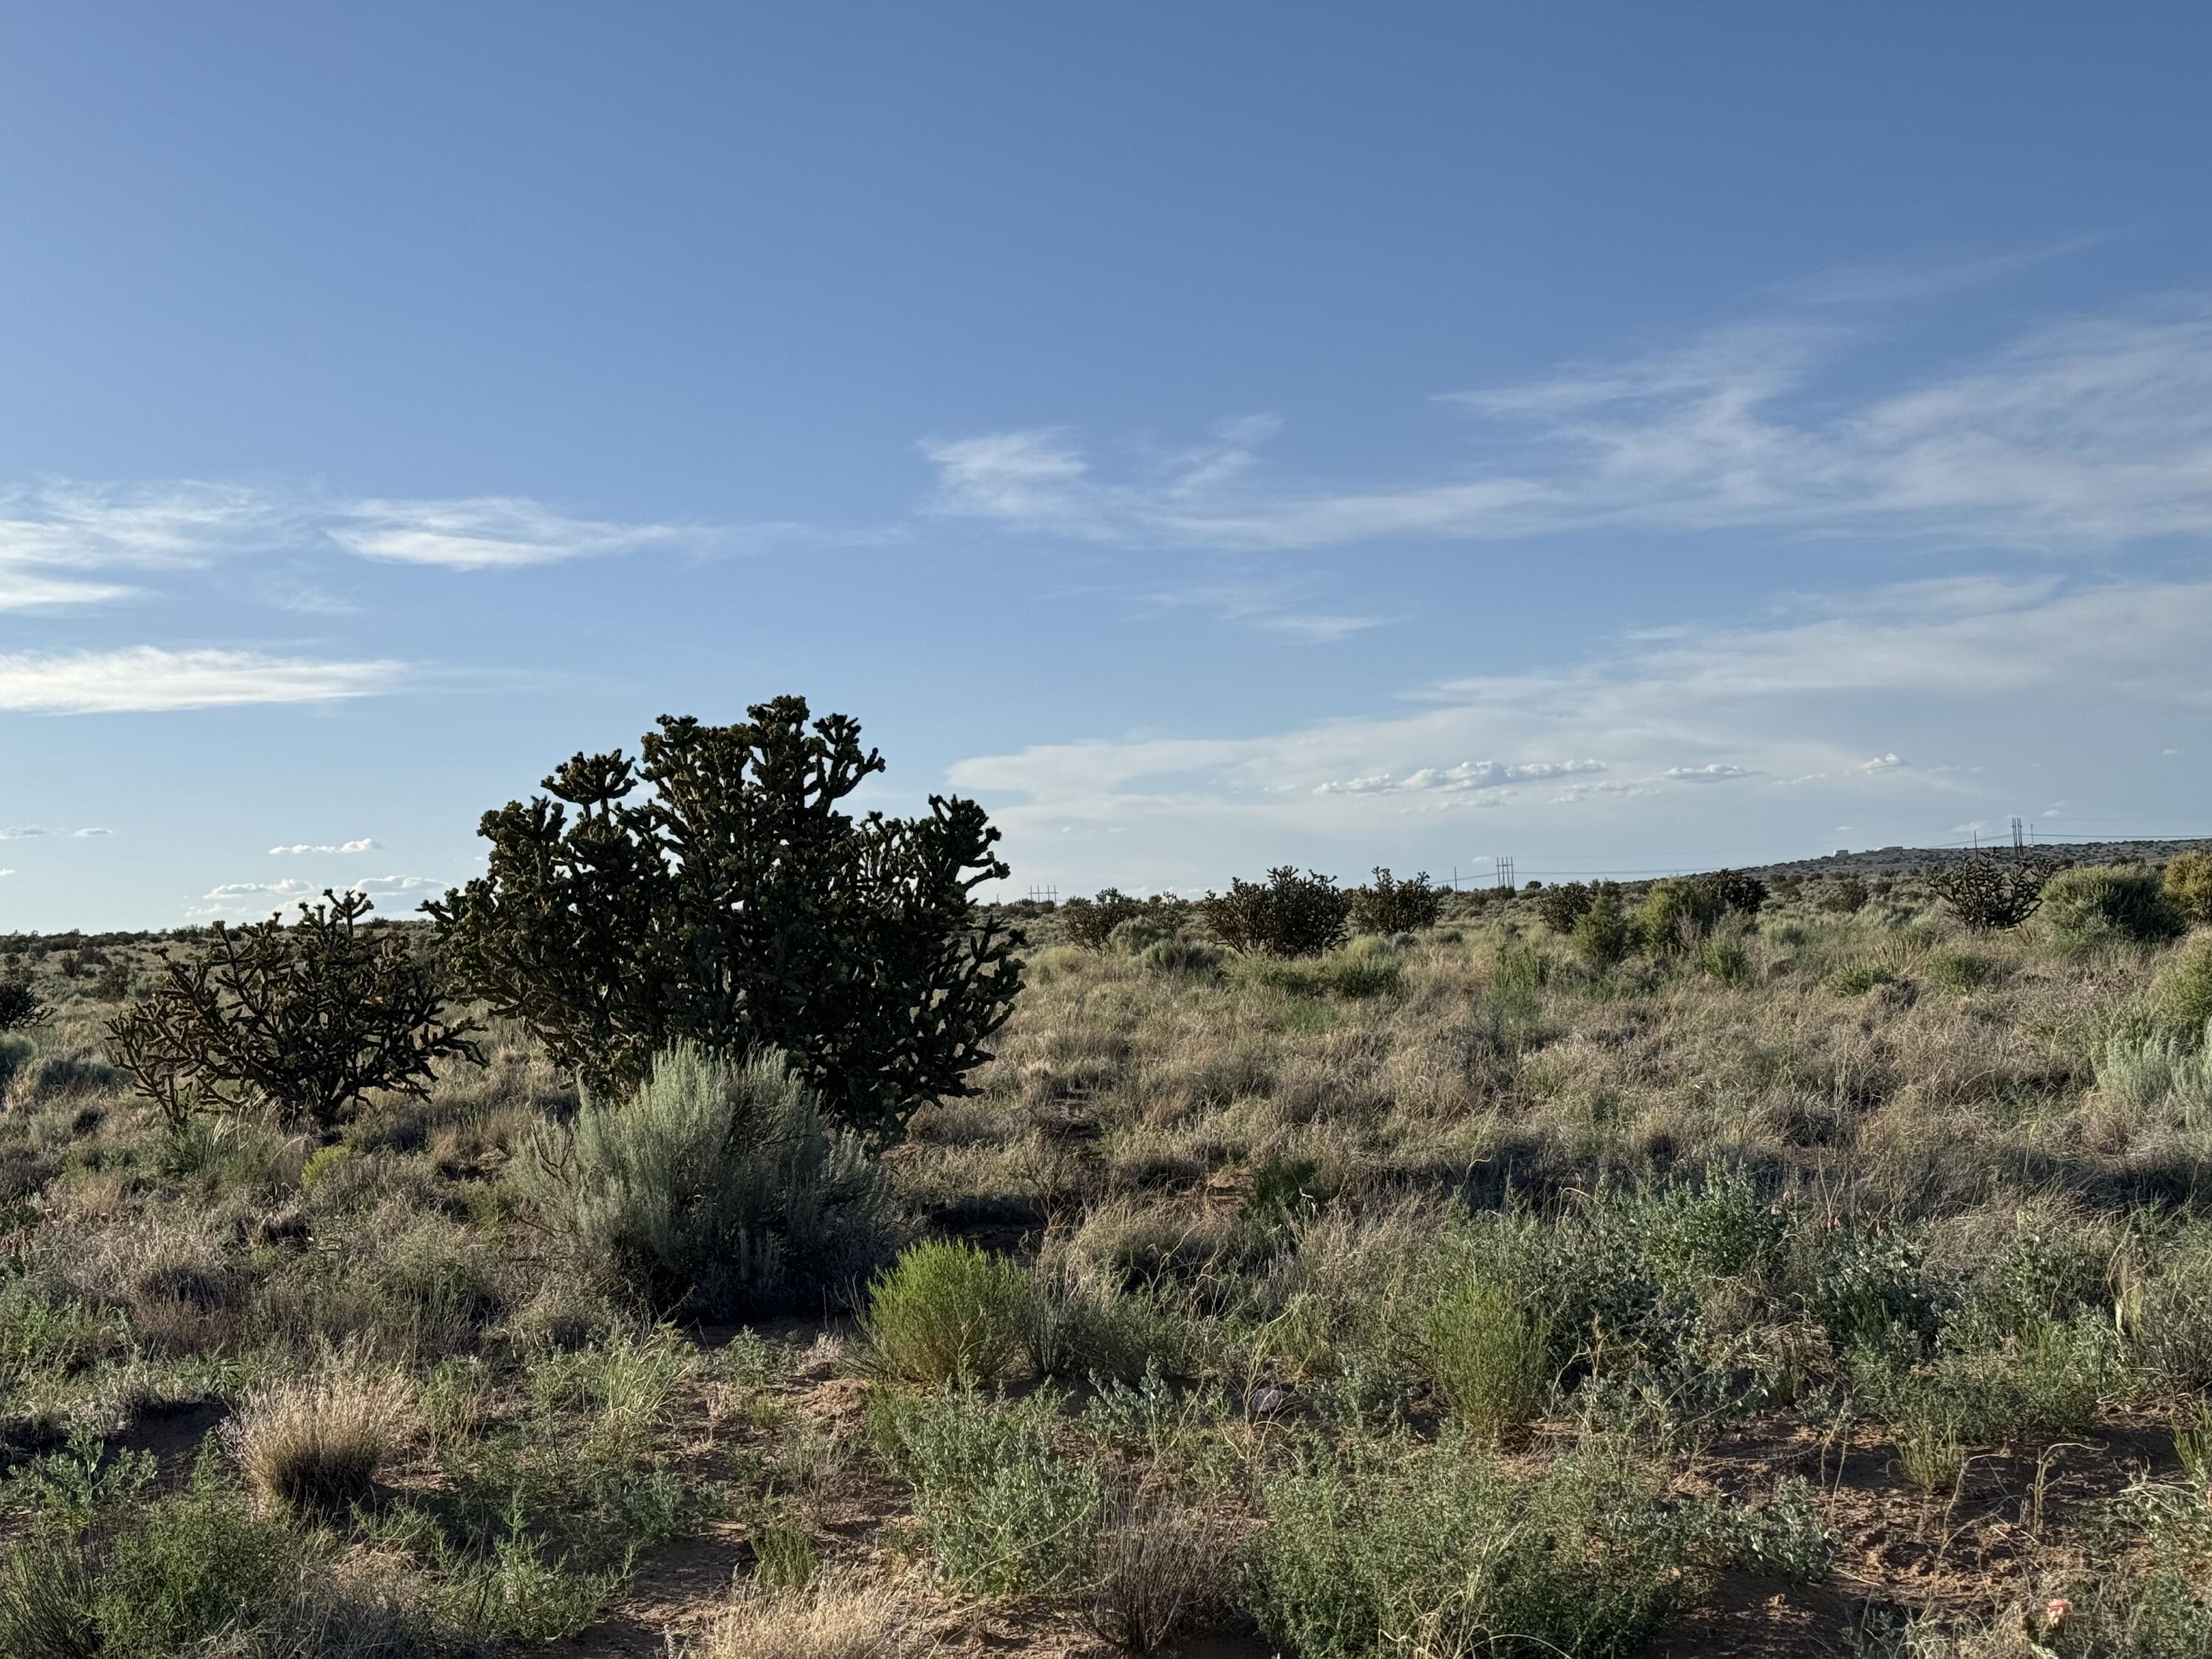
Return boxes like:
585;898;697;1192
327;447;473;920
1087;1495;1217;1655
228;1361;417;1515
689;1571;923;1659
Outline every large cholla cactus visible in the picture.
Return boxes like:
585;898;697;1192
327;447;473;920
428;697;1023;1143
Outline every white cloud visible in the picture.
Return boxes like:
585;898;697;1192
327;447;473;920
184;872;440;919
327;496;702;571
1315;759;1607;797
0;648;406;714
269;838;376;855
950;569;2212;885
73;827;108;838
0;481;723;604
0;869;13;878
925;295;2212;552
349;874;440;900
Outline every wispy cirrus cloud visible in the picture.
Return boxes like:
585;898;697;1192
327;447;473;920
924;294;2212;552
0;647;406;714
269;838;376;855
325;496;706;570
1315;759;1607;796
0;481;736;605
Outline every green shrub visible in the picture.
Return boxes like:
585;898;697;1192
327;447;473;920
2155;936;2212;1037
1137;936;1225;978
0;1032;34;1097
861;1239;1030;1385
2043;864;2187;947
1816;876;1869;914
1635;877;1724;954
2130;1225;2212;1391
1535;881;1598;935
1062;888;1150;952
1107;914;1175;956
1422;1278;1552;1441
1198;868;1349;958
429;698;1023;1141
1347;869;1443;936
1703;869;1769;916
1572;888;1633;968
1828;959;1894;996
869;1385;1101;1595
1233;951;1402;1000
2096;1027;2212;1121
518;1043;897;1317
1695;930;1755;987
2164;852;2212;925
1252;1438;1697;1659
1924;947;1994;992
97;1453;309;1657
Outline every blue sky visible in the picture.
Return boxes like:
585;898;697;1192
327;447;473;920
3;4;2209;930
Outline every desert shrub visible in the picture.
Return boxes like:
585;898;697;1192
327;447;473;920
1696;928;1755;987
1016;1267;1184;1385
1535;881;1597;934
1677;1476;1837;1585
2096;1027;2212;1121
1198;868;1349;958
1925;947;1995;992
2154;936;2212;1037
1422;1277;1552;1440
2042;864;2186;947
1703;869;1768;916
695;1571;922;1659
1927;852;2057;931
1348;869;1443;936
1137;936;1224;978
91;1453;311;1657
1107;915;1174;956
1857;1312;2124;1447
869;1385;1101;1595
1829;959;1896;996
2128;1225;2212;1391
1811;1229;1939;1356
1233;950;1401;1000
518;1043;897;1316
0;977;44;1032
861;1239;1030;1385
2164;852;2212;925
1252;1438;1696;1659
429;698;1023;1141
1634;877;1725;954
107;891;481;1133
228;1362;415;1516
1572;888;1633;968
0;1032;35;1096
1817;876;1869;914
88;959;133;1003
1062;888;1150;952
